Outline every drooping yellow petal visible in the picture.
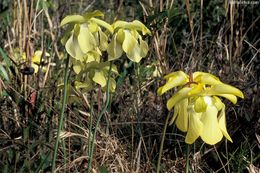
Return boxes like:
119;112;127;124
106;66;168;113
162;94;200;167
72;60;82;74
107;34;123;61
200;105;223;145
157;71;189;95
113;20;151;36
92;71;106;87
216;94;237;104
175;99;189;132
218;104;233;142
185;110;203;144
90;18;113;34
123;41;141;62
122;30;138;57
193;72;222;85
60;15;85;26
166;87;192;110
88;21;99;33
131;20;151;35
163;71;188;80
116;29;125;43
139;38;149;58
194;97;207;113
207;83;244;99
169;104;179;125
85;51;100;63
65;34;85;60
98;30;108;51
212;96;224;111
78;25;96;53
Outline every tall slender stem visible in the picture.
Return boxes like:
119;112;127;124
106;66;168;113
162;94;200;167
185;144;190;173
51;55;70;173
88;62;112;173
156;112;170;173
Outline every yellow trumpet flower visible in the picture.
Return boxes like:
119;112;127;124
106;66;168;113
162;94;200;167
158;71;244;145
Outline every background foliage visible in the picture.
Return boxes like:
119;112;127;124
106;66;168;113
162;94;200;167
0;0;259;172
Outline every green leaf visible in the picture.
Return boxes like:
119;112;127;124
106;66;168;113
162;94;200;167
98;165;109;173
0;47;12;68
74;81;92;91
0;64;10;82
60;15;85;26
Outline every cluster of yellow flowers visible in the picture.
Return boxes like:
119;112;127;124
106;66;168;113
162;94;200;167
158;71;244;145
60;10;151;92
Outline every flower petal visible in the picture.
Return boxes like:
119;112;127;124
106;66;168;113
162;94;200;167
200;105;223;145
166;87;191;110
60;15;85;26
207;84;244;99
65;34;85;60
212;96;224;111
90;17;113;34
78;26;96;53
107;34;123;61
122;30;137;53
157;71;189;95
193;72;222;85
185;110;203;144
216;94;237;104
92;71;106;87
218;104;233;142
194;97;207;113
175;99;189;132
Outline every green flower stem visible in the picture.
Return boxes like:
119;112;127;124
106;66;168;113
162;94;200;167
51;55;70;173
156;112;171;173
87;62;112;173
185;144;190;173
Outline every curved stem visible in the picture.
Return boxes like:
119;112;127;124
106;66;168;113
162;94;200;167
156;112;170;173
87;62;112;173
51;56;70;173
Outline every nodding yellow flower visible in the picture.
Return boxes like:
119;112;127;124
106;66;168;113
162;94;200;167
107;20;151;62
22;50;50;74
158;71;244;145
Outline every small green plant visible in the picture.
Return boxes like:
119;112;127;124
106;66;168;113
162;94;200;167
157;71;244;172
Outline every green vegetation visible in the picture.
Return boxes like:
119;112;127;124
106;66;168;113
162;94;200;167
0;0;259;172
